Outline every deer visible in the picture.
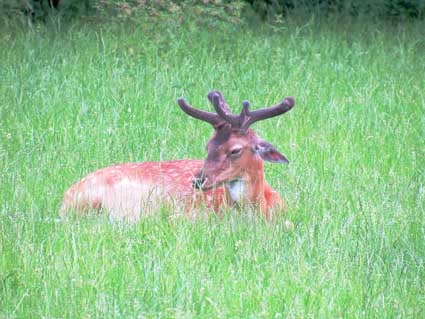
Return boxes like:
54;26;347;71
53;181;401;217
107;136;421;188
60;90;295;221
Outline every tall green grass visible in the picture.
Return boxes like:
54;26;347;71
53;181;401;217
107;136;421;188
1;16;424;318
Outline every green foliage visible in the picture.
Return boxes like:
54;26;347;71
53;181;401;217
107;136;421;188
247;0;425;20
2;0;423;27
0;0;247;25
1;14;424;318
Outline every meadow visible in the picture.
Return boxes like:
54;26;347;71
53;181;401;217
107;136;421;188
0;12;424;318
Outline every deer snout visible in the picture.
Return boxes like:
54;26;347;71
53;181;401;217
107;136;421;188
192;171;207;190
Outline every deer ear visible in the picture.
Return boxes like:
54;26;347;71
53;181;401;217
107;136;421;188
254;141;289;164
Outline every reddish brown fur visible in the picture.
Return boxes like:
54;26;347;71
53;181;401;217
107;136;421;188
199;128;286;219
60;160;228;220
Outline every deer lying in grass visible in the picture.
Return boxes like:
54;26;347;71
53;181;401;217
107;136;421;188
60;91;295;220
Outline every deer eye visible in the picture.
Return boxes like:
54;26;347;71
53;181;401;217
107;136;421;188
229;148;242;158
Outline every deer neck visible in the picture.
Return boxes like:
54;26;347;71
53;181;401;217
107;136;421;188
226;178;246;203
225;163;265;206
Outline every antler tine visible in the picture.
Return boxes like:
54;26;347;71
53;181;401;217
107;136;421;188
177;97;222;126
240;96;295;131
207;90;231;113
210;92;240;127
241;100;250;117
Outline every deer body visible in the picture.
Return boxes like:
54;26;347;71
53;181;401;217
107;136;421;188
60;159;284;220
60;91;294;220
60;160;220;220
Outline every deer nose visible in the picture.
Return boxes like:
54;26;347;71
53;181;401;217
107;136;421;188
192;171;206;189
192;177;205;189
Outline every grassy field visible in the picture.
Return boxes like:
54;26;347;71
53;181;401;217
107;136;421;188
1;14;424;318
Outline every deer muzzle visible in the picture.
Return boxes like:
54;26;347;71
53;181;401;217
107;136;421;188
192;170;219;190
192;176;206;190
192;170;208;190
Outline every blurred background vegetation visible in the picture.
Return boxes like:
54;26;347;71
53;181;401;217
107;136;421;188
1;0;424;27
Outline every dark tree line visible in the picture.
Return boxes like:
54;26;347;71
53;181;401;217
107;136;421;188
247;0;424;19
4;0;424;22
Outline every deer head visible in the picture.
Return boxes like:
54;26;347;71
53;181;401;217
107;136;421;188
177;90;295;191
